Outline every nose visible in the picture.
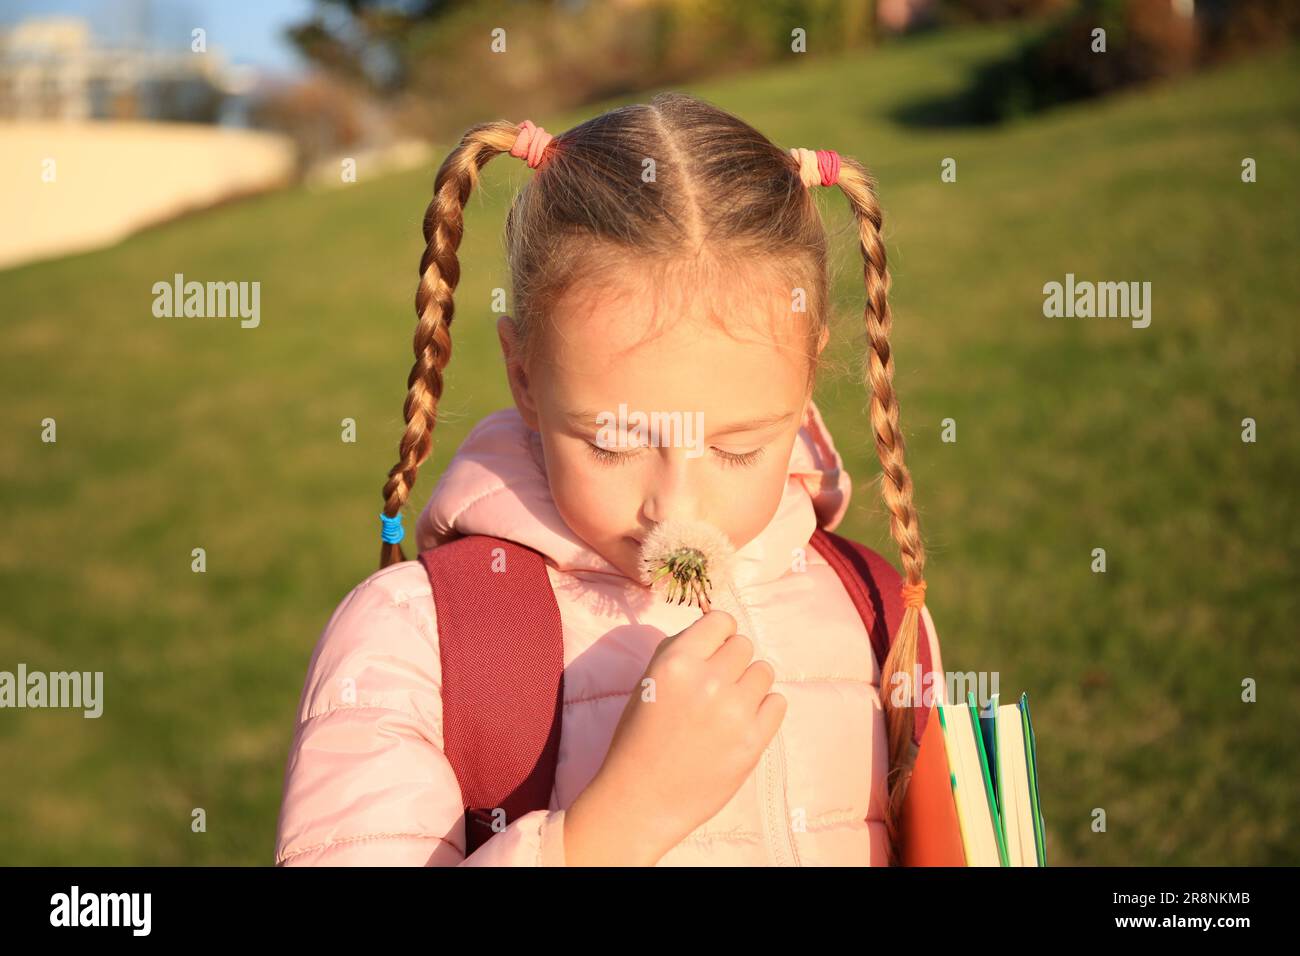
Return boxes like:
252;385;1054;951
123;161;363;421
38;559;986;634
640;447;699;527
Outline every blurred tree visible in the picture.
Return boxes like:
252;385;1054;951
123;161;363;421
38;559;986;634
1197;0;1300;61
250;73;368;177
284;0;879;140
936;0;1068;21
960;0;1261;123
286;0;475;93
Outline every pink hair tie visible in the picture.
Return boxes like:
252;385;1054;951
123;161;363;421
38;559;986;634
790;147;840;188
816;149;840;187
511;119;554;169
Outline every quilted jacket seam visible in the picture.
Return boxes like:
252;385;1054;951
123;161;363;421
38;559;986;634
277;830;452;865
297;701;433;730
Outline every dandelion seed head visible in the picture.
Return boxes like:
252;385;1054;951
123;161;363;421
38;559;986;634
637;517;737;610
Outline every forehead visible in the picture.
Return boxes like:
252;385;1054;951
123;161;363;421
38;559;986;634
537;260;810;398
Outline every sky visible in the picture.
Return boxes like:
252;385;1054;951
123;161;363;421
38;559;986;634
1;0;314;75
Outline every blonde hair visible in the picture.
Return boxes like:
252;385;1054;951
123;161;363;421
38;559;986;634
379;92;927;864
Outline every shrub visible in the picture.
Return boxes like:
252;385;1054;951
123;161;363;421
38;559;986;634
1197;0;1300;62
964;0;1201;122
938;0;1070;23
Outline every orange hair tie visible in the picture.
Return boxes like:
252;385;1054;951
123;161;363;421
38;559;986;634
900;579;927;610
510;119;554;169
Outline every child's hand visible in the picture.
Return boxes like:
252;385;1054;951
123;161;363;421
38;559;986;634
571;610;787;865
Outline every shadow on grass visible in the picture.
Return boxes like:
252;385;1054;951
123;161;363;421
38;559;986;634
889;88;993;129
887;47;1043;129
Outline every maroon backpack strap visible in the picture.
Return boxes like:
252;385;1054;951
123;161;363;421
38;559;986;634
419;534;564;858
807;526;935;746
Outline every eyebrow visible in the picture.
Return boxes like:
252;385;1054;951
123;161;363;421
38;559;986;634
565;409;795;436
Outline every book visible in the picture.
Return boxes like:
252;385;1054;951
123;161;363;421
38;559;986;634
900;690;1046;866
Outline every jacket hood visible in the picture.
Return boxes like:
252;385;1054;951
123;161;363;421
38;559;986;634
414;399;854;589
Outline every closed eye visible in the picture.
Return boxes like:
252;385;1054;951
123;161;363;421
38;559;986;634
714;447;765;468
586;442;766;468
586;442;641;465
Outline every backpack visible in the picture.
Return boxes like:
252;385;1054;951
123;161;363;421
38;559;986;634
419;527;962;864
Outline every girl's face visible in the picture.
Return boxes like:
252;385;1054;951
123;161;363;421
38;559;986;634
498;266;828;584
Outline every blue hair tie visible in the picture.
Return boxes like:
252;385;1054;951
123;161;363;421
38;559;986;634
379;512;405;545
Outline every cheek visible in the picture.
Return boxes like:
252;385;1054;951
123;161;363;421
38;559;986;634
711;456;791;544
546;444;636;536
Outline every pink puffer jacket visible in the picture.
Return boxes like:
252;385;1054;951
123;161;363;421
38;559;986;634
274;399;946;866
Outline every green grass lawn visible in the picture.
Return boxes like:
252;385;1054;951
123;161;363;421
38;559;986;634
2;25;1297;865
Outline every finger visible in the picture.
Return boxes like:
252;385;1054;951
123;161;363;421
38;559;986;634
735;657;776;703
708;632;755;680
663;609;736;659
755;690;788;741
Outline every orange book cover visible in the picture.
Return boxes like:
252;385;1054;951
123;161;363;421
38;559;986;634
900;703;967;866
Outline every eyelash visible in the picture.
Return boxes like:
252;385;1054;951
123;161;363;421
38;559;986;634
586;442;766;469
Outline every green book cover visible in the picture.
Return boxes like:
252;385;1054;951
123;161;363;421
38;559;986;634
967;691;1009;866
936;704;965;856
1020;691;1047;866
983;692;1002;819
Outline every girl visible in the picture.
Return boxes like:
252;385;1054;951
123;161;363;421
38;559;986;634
274;92;946;866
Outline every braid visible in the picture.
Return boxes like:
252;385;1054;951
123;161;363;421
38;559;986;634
835;158;928;866
379;121;523;568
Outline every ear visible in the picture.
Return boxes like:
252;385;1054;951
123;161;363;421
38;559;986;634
497;315;541;430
